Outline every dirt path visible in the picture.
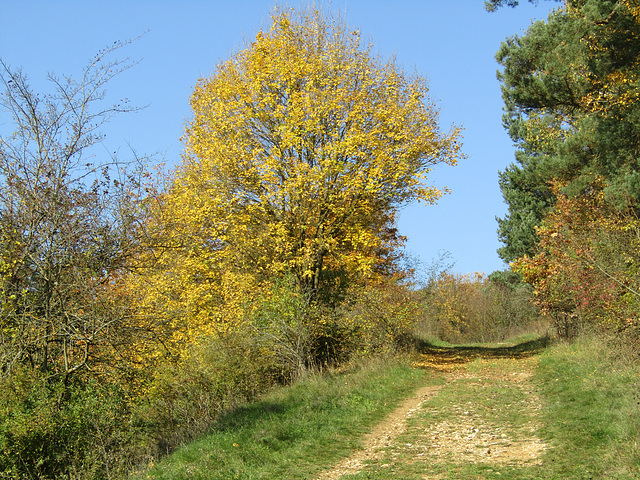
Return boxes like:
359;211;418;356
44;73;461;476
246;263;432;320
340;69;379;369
314;384;444;480
415;357;546;468
315;342;547;479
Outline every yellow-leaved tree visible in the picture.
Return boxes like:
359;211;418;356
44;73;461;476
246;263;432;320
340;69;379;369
180;8;461;296
126;8;462;362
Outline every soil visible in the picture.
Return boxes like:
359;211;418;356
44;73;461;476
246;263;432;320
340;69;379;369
314;344;547;479
314;384;444;480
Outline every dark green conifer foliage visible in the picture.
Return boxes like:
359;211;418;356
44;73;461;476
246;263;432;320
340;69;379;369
495;0;640;262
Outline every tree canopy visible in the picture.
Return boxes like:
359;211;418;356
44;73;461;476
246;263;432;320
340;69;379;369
496;0;640;262
158;8;462;307
485;0;561;12
497;0;640;338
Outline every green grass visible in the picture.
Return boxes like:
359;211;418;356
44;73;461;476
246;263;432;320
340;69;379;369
342;335;640;480
534;336;640;479
133;356;437;480
133;335;640;480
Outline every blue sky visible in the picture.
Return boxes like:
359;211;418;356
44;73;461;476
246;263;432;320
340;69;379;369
0;1;557;276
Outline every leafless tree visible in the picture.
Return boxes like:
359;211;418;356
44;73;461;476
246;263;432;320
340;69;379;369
0;39;152;383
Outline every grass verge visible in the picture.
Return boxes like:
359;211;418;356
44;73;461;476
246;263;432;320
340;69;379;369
132;356;436;480
535;335;640;479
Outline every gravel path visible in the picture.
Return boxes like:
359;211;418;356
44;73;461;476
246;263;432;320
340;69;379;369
315;347;546;479
314;384;443;480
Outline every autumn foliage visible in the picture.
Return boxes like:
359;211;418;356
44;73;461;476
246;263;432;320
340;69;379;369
179;8;461;295
417;270;542;344
512;180;640;338
126;8;463;366
0;9;468;478
495;0;640;345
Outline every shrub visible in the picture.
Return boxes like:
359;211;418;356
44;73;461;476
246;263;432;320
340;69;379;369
136;331;278;458
339;277;421;356
417;270;545;344
0;370;140;479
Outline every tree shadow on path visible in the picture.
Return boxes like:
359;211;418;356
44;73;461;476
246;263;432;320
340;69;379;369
412;336;551;372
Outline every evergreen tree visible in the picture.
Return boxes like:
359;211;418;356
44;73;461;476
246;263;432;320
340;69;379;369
496;0;640;261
